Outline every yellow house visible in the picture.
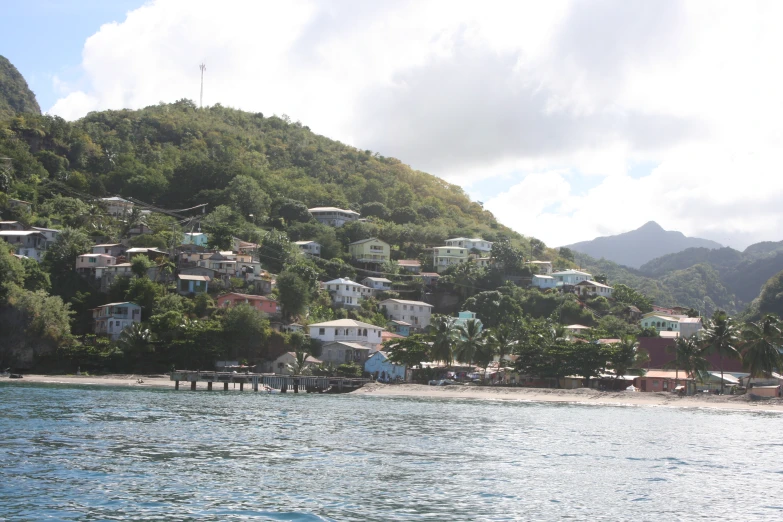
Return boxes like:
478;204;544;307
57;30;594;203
433;246;469;273
349;238;390;264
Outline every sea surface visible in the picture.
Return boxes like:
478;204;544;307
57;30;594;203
1;383;782;521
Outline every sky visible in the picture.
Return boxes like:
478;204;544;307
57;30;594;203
4;0;783;250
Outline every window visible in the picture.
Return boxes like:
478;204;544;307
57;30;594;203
319;328;325;335
89;257;96;263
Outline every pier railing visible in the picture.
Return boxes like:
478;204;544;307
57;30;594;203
169;371;370;393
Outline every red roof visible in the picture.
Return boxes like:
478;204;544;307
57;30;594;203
382;331;404;341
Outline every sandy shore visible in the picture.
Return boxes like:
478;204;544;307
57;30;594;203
0;374;173;388
353;382;783;412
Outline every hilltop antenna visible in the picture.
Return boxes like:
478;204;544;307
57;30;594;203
199;63;206;108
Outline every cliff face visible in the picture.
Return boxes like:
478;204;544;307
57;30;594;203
0;55;41;119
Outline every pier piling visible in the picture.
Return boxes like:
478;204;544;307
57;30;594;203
224;382;228;391
207;382;212;391
190;381;196;391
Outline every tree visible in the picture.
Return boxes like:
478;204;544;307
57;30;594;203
259;231;293;273
131;255;155;278
429;315;457;365
571;342;608;388
226;175;271;221
757;271;783;318
19;257;51;292
202;205;243;250
390;206;417;224
125;277;164;319
463;290;523;329
222;303;270;360
454;318;485;367
43;227;93;280
0;240;25;301
276;271;310;321
611;284;653;313
360;202;390;220
117;323;155;372
666;336;708;386
488;324;516;375
741;315;783;388
558;247;575;262
286;348;314;375
605;336;645;381
384;334;431;368
701;311;741;394
323;258;356;280
276;198;312;224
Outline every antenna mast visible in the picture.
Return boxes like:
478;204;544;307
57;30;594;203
199;63;206;108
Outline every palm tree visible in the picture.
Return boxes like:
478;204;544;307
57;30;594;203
117;323;155;372
667;336;709;385
429;316;457;366
286;349;313;376
454;318;485;368
741;314;783;390
608;335;640;382
701;311;741;394
487;325;516;383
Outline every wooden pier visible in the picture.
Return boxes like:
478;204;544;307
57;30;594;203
170;371;370;393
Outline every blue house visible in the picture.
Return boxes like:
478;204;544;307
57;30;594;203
365;351;406;382
532;274;556;289
387;320;412;337
177;274;210;295
454;310;483;331
183;232;209;247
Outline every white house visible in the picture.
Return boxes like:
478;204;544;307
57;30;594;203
445;237;493;253
320;341;372;366
93;301;141;340
432;246;468;273
0;221;25;231
295;240;321;256
528;260;553;275
31;226;61;248
76;254;116;278
551;269;593;286
362;277;392;292
308;207;360;227
267;352;322;375
0;230;47;262
379;299;434;329
308;319;385;349
323;278;373;308
365;351;406;382
640;314;703;338
574;280;614;298
101;197;134;218
532;274;556;289
564;324;591;339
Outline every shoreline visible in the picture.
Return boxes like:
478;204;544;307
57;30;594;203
4;376;783;413
352;382;783;412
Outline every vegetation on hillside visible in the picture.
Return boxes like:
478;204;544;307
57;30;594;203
0;55;40;120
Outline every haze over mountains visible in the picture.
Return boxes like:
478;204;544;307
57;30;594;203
563;221;723;269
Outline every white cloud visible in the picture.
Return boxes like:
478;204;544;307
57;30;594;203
49;0;783;249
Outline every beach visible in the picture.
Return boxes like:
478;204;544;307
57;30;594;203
1;374;173;388
353;382;783;412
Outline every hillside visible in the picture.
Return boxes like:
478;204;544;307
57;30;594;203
0;55;40;120
564;221;722;268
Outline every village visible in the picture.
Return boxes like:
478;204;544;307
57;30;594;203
1;196;781;398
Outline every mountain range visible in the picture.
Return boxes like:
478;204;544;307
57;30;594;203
563;221;723;269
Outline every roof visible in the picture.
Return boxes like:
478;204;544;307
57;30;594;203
101;196;132;203
576;280;613;289
31;226;61;233
93;243;124;248
708;372;740;384
419;272;440;277
324;278;370;288
126;247;168;254
566;324;591;330
349;237;386;245
380;298;433;307
382;332;405;341
280;352;321;364
322;341;372;350
627;306;642;313
184;232;206;236
178;275;211;281
0;221;20;225
0;230;45;236
679;317;703;323
642;370;693;380
552;269;593;277
529;260;552;264
294;240;319;245
308;206;360;215
446;237;487;242
397;259;421;266
659;331;680;338
309;319;383;329
97;301;139;308
533;274;554;279
78;253;114;258
363;277;392;283
389;320;412;326
217;292;275;302
643;314;680;322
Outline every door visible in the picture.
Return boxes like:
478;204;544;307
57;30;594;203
640;380;647;391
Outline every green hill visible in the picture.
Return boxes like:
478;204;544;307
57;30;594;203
0;56;40;120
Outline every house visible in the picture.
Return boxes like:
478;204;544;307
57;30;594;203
233;237;259;252
308;319;385;349
320;341;372;366
365;351;407;382
678;317;704;338
564;324;591;338
574;280;614;298
92;243;127;258
96;263;133;292
454;310;482;331
382;331;405;343
475;257;492;268
101;197;133;218
93;301;141;340
379;299;434;329
323;278;373;308
528;260;553;275
217;292;279;316
295;240;321;256
195;251;262;281
387;320;412;337
31;226;60;248
126;223;154;237
551;269;593;286
308;206;360;227
445;237;493;253
182;232;209;247
397;259;421;273
634;370;696;395
532;274;556;289
362;277;392;292
179;265;221;280
625;306;643;321
433;246;469;273
640;314;701;337
349;237;390;264
0;230;47;262
418;272;440;286
126;247;169;261
0;221;25;231
267;351;322;375
7;198;31;211
76;254;116;277
177;274;210;295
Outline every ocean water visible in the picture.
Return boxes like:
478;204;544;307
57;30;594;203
1;383;782;521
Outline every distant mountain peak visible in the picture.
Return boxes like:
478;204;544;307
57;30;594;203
0;55;41;118
563;223;722;268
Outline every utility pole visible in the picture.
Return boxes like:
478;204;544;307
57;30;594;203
199;63;206;109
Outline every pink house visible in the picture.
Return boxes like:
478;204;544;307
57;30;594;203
216;292;280;316
76;254;116;277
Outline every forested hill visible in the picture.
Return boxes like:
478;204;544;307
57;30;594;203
0;56;40;120
0;98;533;250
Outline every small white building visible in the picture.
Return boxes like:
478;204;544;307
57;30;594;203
532;274;556;289
321;341;372;366
397;259;421;273
564;324;591;339
379;299;434;329
308;319;385;349
323;278;373;308
93;301;142;340
365;351;407;382
640;314;703;338
267;352;322;375
101;197;134;218
31;226;61;248
308;207;360;227
295;240;321;256
0;230;47;262
445;237;493;253
574;280;613;298
76;254;116;277
362;277;392;293
551;269;593;287
528;260;553;275
92;243;127;257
